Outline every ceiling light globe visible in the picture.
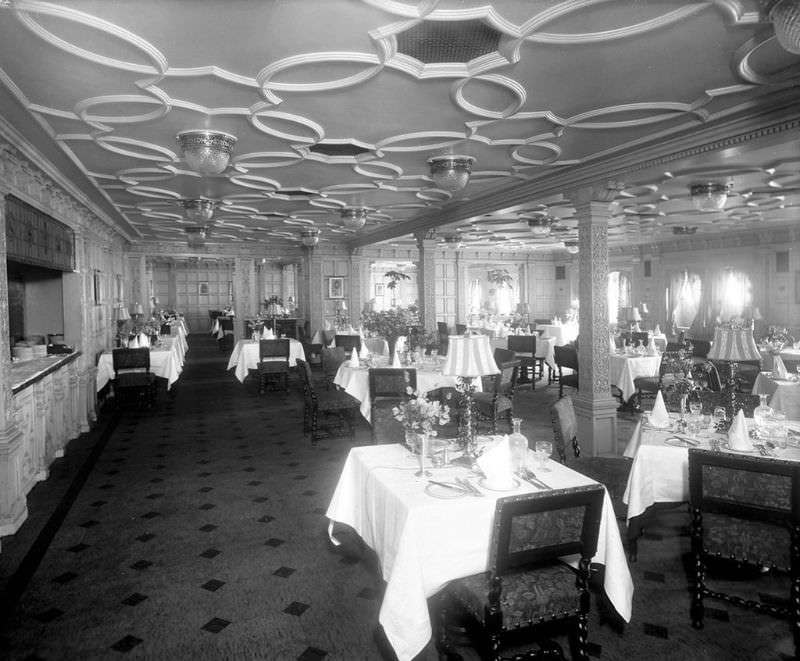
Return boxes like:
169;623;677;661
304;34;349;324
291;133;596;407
186;226;207;248
300;228;320;247
528;216;553;238
443;235;463;249
180;199;215;222
690;183;731;212
176;130;237;176
341;208;367;230
428;156;475;192
564;241;579;254
768;0;800;54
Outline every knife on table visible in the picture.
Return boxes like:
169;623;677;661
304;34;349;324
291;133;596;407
456;477;484;497
428;480;467;494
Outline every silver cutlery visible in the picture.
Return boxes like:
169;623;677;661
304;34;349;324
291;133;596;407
428;480;467;494
455;477;484;497
522;469;550;490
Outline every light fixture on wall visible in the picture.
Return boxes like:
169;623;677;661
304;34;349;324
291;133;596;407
300;227;320;247
690;182;732;212
528;216;553;238
176;130;237;176
766;0;800;54
186;226;207;248
180;199;215;222
564;240;579;254
427;155;475;192
341;207;368;230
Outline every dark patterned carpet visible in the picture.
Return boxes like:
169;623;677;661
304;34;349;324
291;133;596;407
0;334;795;660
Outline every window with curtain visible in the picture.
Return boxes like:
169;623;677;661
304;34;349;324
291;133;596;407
469;279;482;313
714;268;752;322
608;271;631;323
670;271;702;329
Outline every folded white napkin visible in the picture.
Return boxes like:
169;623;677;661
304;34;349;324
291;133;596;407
391;351;401;368
654;324;662;335
129;336;139;349
359;343;369;360
137;332;150;348
633;322;641;332
774;355;789;379
540;330;551;339
647;342;658;356
262;327;275;340
727;409;752;451
477;436;514;490
349;351;360;368
649;390;671;428
324;320;332;330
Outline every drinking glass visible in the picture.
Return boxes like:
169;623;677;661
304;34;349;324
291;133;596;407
689;400;702;417
534;440;552;472
770;412;788;449
712;407;726;430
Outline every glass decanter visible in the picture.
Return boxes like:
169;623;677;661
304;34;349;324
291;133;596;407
753;394;774;437
508;417;529;476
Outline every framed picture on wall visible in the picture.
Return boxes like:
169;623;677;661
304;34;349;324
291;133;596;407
375;283;385;297
198;281;209;296
328;276;344;299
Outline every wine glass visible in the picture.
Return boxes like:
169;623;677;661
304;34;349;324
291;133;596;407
689;399;702;418
712;407;726;431
534;440;552;472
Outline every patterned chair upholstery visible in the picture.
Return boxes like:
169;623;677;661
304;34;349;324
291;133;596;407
368;367;417;445
688;448;800;659
257;339;290;393
436;485;605;661
296;359;360;445
633;350;687;409
474;359;519;434
112;347;157;408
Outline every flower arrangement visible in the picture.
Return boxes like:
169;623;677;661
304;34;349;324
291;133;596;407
392;388;450;436
361;305;420;342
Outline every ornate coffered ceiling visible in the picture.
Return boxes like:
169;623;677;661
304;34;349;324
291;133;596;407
0;0;798;254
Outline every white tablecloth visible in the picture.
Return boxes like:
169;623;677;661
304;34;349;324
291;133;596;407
490;335;556;372
326;443;633;661
753;372;800;421
623;414;800;521
226;339;306;383
96;336;184;392
334;363;464;422
609;354;661;402
760;348;800;372
536;323;578;347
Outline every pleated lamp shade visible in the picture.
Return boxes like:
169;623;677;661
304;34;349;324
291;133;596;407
442;334;499;378
706;327;761;362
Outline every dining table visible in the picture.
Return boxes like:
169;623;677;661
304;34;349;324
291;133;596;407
326;442;633;661
608;352;661;403
226;338;306;383
760;347;800;373
622;411;800;552
96;336;185;392
333;361;471;422
536;322;579;347
753;371;800;421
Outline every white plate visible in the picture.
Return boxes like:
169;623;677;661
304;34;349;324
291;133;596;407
721;442;756;454
424;482;466;499
478;476;521;492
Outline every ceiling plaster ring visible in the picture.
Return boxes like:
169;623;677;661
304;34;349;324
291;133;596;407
734;30;800;86
375;130;472;154
282;217;317;226
256;52;384;105
766;173;800;187
13;2;167;75
450;75;526;120
231;151;305;170
353;161;404;180
321;183;380;194
125;185;182;201
249;110;325;144
511;141;562;166
136;210;184;222
227;174;281;193
308;198;344;210
74;94;170;129
90;135;175;163
416;188;452;202
115;167;176;184
565;103;702;130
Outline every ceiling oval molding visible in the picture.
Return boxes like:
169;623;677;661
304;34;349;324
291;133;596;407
228;174;281;193
249;110;325;144
451;74;525;119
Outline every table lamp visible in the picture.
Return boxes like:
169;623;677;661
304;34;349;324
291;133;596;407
706;323;761;420
442;334;499;466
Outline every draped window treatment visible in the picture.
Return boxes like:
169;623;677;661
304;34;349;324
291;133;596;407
608;271;631;323
713;269;752;322
670;271;702;329
469;279;481;313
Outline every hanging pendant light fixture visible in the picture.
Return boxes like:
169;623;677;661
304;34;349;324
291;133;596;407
427;155;475;192
690;182;732;212
528;216;553;238
300;228;320;247
186;226;208;248
341;207;368;230
443;234;464;249
180;199;216;222
176;130;237;176
766;0;800;54
564;240;579;254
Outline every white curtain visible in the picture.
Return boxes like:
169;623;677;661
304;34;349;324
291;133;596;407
671;271;702;329
714;269;752;322
608;271;631;323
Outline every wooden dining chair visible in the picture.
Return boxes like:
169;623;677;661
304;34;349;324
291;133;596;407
436;484;605;661
368;367;417;444
553;345;579;398
632;349;685;410
111;347;157;408
218;316;235;351
334;334;361;358
474;359;519;434
257;338;290;393
507;334;541;388
296;358;360;445
321;346;347;390
688;448;800;659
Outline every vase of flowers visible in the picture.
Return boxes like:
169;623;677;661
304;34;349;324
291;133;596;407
361;305;420;362
392;388;450;454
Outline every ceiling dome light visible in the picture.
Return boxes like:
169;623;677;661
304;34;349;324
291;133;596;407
528;216;553;238
690;182;732;212
428;155;475;192
186;226;207;248
180;199;215;222
341;207;368;230
564;240;579;254
176;130;237;176
767;0;800;54
300;227;320;247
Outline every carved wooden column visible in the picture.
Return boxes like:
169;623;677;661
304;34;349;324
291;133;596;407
233;256;255;339
415;230;437;331
572;184;624;456
303;246;324;335
350;249;367;326
0;200;28;543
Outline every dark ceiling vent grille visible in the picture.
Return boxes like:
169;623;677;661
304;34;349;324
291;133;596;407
397;20;501;64
278;189;316;198
309;142;370;157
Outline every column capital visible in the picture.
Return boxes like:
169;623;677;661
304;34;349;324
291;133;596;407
572;181;627;206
